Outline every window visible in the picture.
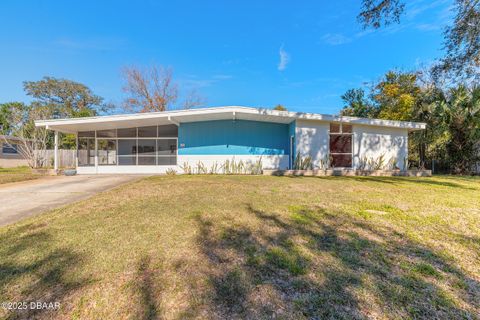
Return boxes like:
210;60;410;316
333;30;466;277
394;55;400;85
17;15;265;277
138;126;157;137
157;124;178;137
118;140;137;165
97;140;117;165
329;123;353;168
78;138;95;166
78;131;95;138
157;138;177;165
138;139;156;165
2;143;18;154
117;127;137;138
97;129;116;138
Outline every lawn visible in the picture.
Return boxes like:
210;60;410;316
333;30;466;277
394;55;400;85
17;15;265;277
0;175;479;319
0;166;39;185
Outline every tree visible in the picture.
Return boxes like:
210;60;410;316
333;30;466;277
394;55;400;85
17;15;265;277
23;76;110;150
1;102;52;168
358;0;480;79
122;65;205;112
273;104;287;111
0;102;14;135
182;89;206;109
434;85;480;174
373;71;420;121
23;76;108;118
340;88;377;117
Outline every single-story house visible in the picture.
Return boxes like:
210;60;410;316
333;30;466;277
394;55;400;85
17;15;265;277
0;135;29;168
35;106;426;174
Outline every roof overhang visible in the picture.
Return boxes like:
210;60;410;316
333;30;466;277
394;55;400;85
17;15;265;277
35;106;426;133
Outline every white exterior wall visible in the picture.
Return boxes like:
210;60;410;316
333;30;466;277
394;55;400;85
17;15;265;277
295;120;330;168
353;125;409;170
294;120;409;170
77;155;289;174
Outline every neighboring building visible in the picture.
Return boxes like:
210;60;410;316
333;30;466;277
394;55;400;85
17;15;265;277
0;135;29;168
35;106;426;174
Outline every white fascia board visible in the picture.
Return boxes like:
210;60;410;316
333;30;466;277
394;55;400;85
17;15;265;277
34;106;426;131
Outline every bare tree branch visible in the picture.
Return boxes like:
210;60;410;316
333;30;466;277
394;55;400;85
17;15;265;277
358;0;405;29
122;65;179;112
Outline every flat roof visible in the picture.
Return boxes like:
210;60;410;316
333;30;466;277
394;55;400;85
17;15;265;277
35;106;426;133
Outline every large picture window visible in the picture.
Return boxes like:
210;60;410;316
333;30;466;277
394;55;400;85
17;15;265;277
329;123;353;168
78;125;178;166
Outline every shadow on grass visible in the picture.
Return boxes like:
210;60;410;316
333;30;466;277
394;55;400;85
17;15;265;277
0;224;88;320
283;175;478;190
192;205;479;319
133;256;162;320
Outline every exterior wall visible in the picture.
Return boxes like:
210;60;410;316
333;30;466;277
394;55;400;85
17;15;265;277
0;139;29;168
295;119;330;168
178;120;289;155
77;156;289;174
0;158;29;168
353;125;408;170
75;119;410;174
77;119;291;174
178;155;289;171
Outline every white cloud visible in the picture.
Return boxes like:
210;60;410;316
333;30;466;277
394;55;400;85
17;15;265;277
321;33;352;46
278;45;290;71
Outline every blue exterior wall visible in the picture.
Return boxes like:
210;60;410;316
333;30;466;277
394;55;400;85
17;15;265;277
178;120;290;155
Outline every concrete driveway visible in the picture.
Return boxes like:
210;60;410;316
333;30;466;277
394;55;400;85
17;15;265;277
0;175;142;227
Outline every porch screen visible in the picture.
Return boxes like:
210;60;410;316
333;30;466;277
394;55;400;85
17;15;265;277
329;123;353;168
78;137;95;166
78;125;177;166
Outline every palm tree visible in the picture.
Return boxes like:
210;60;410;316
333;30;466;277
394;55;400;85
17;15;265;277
434;85;480;174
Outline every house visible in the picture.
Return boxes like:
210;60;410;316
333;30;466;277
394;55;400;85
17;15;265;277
0;135;29;168
34;106;426;174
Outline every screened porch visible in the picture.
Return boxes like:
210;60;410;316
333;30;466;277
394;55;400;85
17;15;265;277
77;124;178;167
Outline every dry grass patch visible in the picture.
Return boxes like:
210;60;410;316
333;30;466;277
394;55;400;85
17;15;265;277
0;175;479;319
0;166;40;185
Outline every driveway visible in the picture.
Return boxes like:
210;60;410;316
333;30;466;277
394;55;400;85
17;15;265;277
0;175;143;227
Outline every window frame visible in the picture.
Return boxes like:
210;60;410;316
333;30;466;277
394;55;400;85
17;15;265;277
329;123;353;168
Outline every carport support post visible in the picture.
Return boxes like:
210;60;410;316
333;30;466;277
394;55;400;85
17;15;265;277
54;130;59;174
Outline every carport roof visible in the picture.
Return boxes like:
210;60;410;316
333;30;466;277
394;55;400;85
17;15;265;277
35;106;426;133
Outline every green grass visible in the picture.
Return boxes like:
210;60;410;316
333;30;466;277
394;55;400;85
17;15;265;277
0;175;479;319
0;166;40;185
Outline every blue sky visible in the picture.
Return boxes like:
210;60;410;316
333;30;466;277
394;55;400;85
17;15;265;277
0;0;452;114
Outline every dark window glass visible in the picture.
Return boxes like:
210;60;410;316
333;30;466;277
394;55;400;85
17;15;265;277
157;139;177;155
138;156;155;165
97;129;116;138
330;135;352;153
158;124;178;137
157;156;177;165
78;131;95;138
331;154;352;168
138;126;157;137
330;123;340;133
98;140;117;165
2;143;18;154
342;124;352;133
118;140;137;155
117;127;137;138
138;139;156;155
78;138;95;166
118;156;136;165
